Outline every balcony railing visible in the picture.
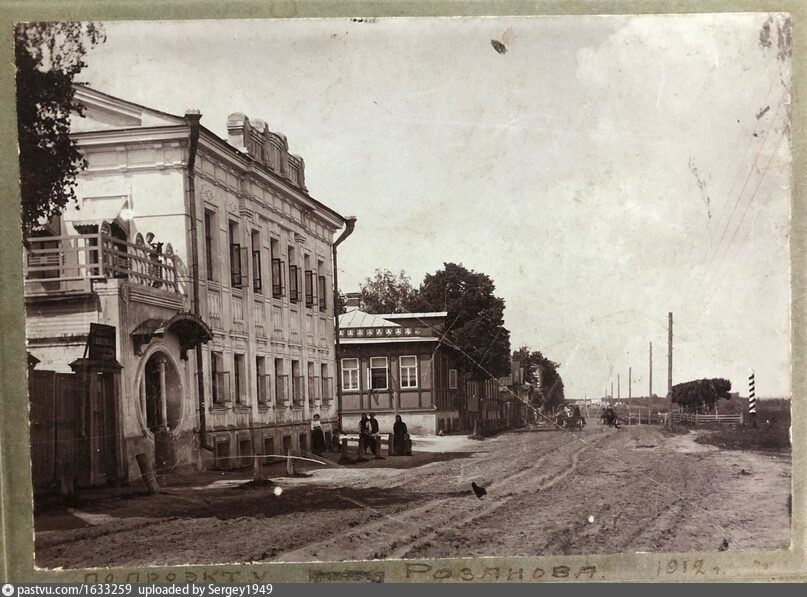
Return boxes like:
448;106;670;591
24;231;181;296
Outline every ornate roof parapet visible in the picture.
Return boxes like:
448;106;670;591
226;112;306;191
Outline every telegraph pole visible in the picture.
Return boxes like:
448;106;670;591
617;374;620;400
628;366;632;424
648;342;653;424
667;312;674;414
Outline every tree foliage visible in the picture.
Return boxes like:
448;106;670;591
513;345;565;411
358;268;417;314
672;378;732;413
412;262;511;380
15;22;105;238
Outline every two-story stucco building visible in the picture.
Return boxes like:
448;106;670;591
25;86;348;486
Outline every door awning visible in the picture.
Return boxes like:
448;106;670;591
71;197;130;230
132;312;213;360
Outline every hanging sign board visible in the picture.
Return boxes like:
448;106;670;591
87;323;117;362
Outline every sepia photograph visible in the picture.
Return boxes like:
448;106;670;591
10;12;795;576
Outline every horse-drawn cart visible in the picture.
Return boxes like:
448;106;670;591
554;404;586;429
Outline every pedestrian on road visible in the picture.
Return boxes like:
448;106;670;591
359;413;370;454
311;414;326;455
393;415;410;456
369;412;380;455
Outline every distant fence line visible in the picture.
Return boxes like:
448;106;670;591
671;412;743;425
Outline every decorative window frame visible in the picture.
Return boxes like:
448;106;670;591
368;356;389;391
341;357;360;391
399;355;419;389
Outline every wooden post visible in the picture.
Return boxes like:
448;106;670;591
252;454;265;481
158;357;168;431
667;312;673;415
56;460;75;498
286;449;294;475
628;367;632;425
135;453;159;494
648;341;653;425
388;433;395;456
339;438;349;463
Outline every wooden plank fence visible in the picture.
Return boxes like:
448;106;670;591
671;412;743;425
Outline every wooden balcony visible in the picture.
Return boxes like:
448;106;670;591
24;231;182;297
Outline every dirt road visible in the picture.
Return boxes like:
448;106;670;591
35;425;791;568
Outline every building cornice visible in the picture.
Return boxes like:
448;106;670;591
196;131;345;231
73;124;346;233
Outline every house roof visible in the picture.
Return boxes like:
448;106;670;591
374;311;448;319
340;337;440;345
339;310;400;328
338;309;445;345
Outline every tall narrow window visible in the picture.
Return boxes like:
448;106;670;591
307;362;317;404
321;363;331;402
229;221;242;288
317;260;327;311
256;356;268;404
449;368;458;390
304;270;315;308
274;358;286;404
318;276;327;310
234;353;246;404
270;238;284;298
288;246;300;303
368;357;388;391
291;359;302;404
204;210;216;281
211;351;228;404
251;231;262;293
341;358;359;391
303;254;314;308
400;355;418;388
211;350;219;403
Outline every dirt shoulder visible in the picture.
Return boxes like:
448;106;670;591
34;425;791;568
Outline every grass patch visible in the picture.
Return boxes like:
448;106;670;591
694;421;790;453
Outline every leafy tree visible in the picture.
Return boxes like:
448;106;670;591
358;269;417;314
513;345;565;411
413;262;511;380
672;378;732;413
15;22;105;238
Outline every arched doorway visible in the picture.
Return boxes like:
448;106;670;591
139;351;183;469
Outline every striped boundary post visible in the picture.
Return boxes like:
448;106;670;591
748;369;757;427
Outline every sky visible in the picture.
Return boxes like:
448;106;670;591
80;14;792;399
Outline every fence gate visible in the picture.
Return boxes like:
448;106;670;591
29;370;78;492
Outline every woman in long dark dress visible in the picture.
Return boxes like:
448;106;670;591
311;414;326;455
393;415;409;456
359;413;370;454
